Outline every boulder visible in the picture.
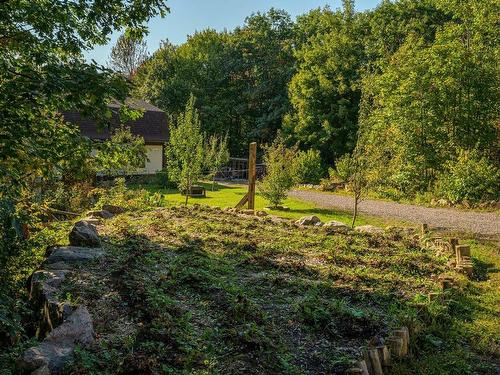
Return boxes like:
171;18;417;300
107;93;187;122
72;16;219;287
69;221;100;247
355;225;384;234
43;246;104;269
323;220;349;232
295;215;321;226
87;210;113;219
101;204;126;214
19;306;95;373
30;270;71;334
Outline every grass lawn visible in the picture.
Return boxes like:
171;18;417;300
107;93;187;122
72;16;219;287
57;204;497;375
131;181;405;228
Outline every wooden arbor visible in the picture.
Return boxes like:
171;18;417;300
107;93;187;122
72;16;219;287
235;142;257;210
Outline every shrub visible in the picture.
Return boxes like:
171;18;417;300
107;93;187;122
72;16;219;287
258;135;297;207
436;150;499;204
292;149;324;185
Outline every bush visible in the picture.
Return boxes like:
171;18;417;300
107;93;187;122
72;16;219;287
436;150;499;204
293;149;324;185
258;136;297;207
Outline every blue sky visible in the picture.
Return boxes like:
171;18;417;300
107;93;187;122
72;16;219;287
84;0;380;65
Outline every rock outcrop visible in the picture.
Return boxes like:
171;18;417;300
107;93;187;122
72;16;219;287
295;215;322;226
323;220;350;232
19;306;95;374
20;219;105;374
69;220;101;247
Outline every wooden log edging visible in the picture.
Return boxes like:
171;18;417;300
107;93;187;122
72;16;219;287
419;224;473;279
345;326;411;375
345;227;476;374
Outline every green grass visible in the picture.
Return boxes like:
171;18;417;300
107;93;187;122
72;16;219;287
1;182;497;375
64;205;448;374
57;204;498;375
131;181;403;228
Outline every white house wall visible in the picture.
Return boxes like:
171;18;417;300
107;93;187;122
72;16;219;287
136;145;163;175
93;144;164;175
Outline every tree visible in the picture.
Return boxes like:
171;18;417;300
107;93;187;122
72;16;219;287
358;0;499;197
292;149;324;185
258;135;297;208
0;0;168;351
335;147;368;228
93;126;148;176
133;9;296;157
204;134;230;191
166;95;204;205
109;33;149;77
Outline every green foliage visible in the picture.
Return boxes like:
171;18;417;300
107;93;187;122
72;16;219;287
336;147;370;226
134;9;296;156
292;149;324;185
166;95;204;203
284;4;365;163
436;150;499;204
258;135;297;207
203;133;230;190
93;126;148;176
359;0;499;198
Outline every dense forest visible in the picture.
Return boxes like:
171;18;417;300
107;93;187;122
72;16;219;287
134;0;499;202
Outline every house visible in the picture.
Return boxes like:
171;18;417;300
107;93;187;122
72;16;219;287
63;98;169;175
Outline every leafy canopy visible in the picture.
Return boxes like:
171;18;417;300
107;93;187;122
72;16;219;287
166;94;204;203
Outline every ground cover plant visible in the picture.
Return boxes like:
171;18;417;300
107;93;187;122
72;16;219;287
130;181;397;227
41;202;494;375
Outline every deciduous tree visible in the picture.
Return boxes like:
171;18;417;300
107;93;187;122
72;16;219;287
166;95;204;205
109;33;149;77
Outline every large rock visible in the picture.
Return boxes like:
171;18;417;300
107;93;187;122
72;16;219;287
19;306;95;373
43;246;104;269
69;221;100;247
355;225;384;234
30;270;71;335
323;220;350;232
295;215;322;226
101;204;126;214
87;210;113;219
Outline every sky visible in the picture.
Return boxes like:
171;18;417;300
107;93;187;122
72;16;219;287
84;0;380;66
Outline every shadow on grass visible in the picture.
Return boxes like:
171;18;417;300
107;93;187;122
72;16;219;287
472;257;496;282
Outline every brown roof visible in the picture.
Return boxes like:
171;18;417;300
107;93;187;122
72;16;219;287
63;98;169;143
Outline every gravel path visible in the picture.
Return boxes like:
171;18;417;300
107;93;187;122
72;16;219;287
290;190;500;237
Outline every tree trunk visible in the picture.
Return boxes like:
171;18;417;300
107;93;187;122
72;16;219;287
351;191;360;228
212;176;216;191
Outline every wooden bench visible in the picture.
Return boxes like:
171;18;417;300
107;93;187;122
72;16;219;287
181;185;206;197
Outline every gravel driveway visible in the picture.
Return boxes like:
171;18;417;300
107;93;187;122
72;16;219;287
290;190;500;237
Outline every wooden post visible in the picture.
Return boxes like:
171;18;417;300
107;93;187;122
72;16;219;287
393;329;408;356
386;336;404;358
456;245;470;261
421;223;428;236
248;142;257;210
368;349;384;375
377;345;391;371
235;142;257;210
450;238;459;255
357;360;370;375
